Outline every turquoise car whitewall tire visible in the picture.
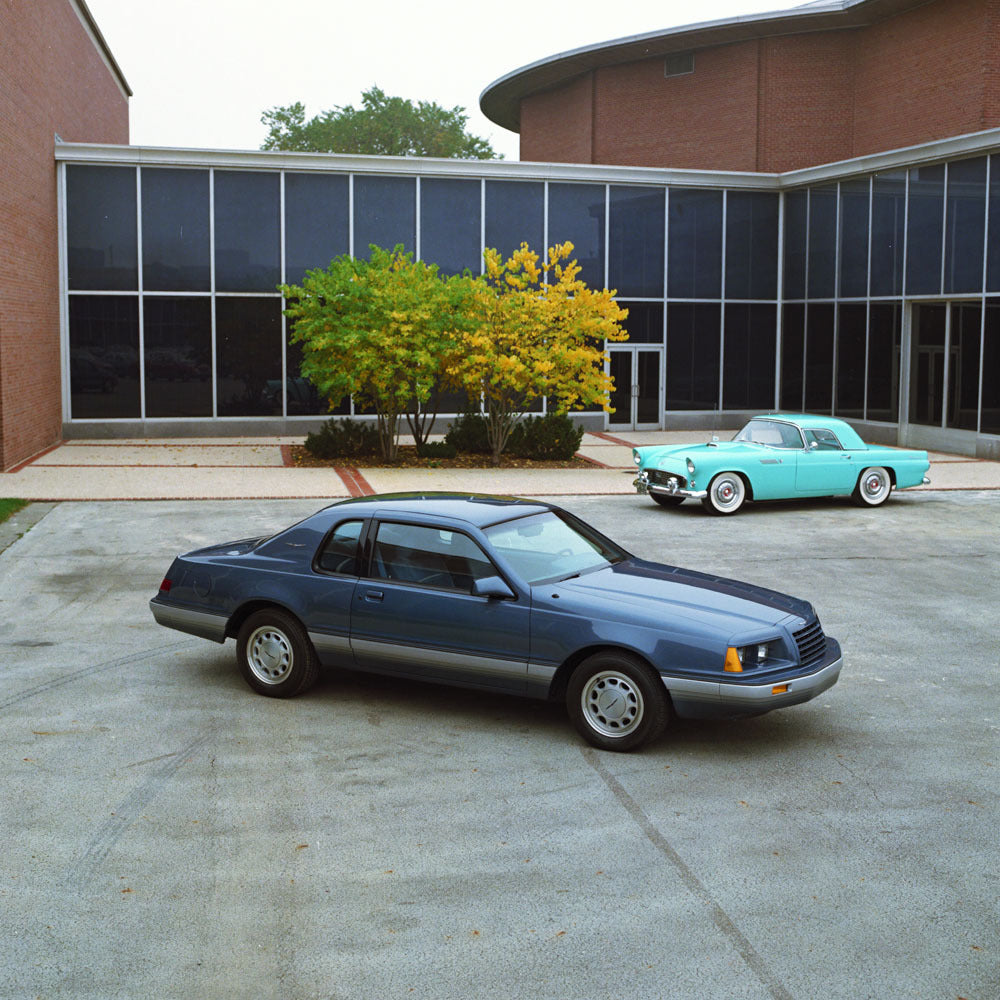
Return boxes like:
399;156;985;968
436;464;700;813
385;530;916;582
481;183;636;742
852;466;892;507
702;472;747;515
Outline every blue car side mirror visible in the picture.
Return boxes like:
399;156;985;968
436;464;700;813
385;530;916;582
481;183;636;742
472;576;516;600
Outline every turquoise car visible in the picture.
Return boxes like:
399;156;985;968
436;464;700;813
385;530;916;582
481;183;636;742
633;414;930;515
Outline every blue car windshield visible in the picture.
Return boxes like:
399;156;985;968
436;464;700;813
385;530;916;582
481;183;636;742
733;419;803;449
484;511;627;585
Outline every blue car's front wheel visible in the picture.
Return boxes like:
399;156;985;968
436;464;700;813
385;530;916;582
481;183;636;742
567;652;669;751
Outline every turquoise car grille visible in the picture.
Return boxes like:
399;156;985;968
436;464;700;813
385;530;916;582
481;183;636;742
794;619;827;669
649;470;686;488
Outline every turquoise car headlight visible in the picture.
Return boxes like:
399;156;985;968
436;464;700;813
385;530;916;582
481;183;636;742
686;457;695;475
633;450;641;466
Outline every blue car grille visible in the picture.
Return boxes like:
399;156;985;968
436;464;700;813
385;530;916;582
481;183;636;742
649;469;686;488
794;619;827;669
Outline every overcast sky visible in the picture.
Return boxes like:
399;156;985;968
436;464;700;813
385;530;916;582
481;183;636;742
84;0;791;160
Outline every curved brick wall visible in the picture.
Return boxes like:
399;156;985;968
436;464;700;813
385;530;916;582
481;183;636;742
519;0;1000;171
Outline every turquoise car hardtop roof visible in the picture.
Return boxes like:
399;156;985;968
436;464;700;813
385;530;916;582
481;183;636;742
751;414;866;448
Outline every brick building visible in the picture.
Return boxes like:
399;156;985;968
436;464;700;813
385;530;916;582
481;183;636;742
0;0;130;470
481;0;1000;172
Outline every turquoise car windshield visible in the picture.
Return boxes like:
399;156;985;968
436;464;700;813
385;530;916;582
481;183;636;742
733;419;803;449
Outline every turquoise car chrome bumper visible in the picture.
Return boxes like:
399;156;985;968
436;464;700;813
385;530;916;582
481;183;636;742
634;470;707;500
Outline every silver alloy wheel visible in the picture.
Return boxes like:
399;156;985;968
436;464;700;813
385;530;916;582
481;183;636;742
860;466;891;505
580;670;644;739
708;473;745;514
246;625;293;685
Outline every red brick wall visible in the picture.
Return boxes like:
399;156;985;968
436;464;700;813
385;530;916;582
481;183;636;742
519;73;594;163
516;0;1000;173
0;0;129;470
590;42;761;171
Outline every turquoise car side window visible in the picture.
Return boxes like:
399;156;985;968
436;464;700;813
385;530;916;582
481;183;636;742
736;419;802;449
803;428;843;450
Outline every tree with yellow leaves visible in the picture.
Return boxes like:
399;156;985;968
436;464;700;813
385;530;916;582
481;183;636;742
449;242;629;466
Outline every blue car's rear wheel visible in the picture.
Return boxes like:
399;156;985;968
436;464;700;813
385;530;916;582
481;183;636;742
567;652;669;752
237;608;319;698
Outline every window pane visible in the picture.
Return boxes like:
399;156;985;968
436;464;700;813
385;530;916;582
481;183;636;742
285;173;349;285
214;171;280;292
838;179;869;298
420;178;481;276
354;175;415;256
807;186;837;299
619;302;664;344
947;303;981;431
835;303;866;417
911;303;946;426
666;302;719;409
723;303;775;410
216;297;282;416
668;189;722;299
988;155;1000;292
906;164;945;295
609;186;664;297
373;522;494;592
141;168;210;291
548;183;606;289
944;157;986;294
143;297;212;417
867;302;901;422
67;166;137;290
780;303;805;411
485;181;544;260
783;191;808;300
870;171;906;296
804;304;834;412
68;295;139;418
317;520;363;575
982;304;1000;434
725;191;778;300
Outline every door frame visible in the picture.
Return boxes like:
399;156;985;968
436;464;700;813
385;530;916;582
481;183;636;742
606;345;664;431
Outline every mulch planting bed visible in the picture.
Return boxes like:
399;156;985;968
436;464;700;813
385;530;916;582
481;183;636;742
289;445;597;470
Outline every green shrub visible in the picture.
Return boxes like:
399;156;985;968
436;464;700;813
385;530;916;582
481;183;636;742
416;440;458;459
444;412;491;454
508;413;584;460
304;418;380;459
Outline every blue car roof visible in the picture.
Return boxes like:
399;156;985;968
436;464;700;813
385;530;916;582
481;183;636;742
323;492;557;529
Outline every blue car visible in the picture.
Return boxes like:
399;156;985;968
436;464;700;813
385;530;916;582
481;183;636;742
150;494;842;751
634;414;931;515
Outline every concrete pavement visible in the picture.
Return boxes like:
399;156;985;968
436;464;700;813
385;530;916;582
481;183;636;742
3;431;1000;500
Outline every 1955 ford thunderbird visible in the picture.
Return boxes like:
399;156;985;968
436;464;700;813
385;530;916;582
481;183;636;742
150;493;842;752
634;414;930;515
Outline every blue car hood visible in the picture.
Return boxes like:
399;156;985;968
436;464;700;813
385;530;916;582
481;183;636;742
551;558;812;632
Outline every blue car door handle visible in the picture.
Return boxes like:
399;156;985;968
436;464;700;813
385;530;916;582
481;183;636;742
363;590;384;603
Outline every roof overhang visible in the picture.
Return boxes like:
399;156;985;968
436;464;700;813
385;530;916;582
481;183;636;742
480;0;932;133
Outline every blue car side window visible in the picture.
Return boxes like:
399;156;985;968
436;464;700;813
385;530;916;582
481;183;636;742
316;519;363;575
371;522;496;593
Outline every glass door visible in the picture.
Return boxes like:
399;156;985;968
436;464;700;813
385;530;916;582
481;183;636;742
608;347;662;430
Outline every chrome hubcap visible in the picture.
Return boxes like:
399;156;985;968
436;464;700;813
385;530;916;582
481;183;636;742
247;626;292;684
581;671;643;738
712;476;743;511
863;469;889;502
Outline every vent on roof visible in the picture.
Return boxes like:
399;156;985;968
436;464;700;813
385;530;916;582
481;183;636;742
664;52;695;77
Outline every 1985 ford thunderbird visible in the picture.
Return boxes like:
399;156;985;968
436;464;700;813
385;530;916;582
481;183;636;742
150;494;842;752
634;414;930;515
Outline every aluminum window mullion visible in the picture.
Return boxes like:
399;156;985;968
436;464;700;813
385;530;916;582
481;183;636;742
136;166;145;421
831;183;841;414
280;170;287;419
863;175;873;421
718;189;727;412
480;179;486;275
774;190;784;411
977;156;991;434
209;167;218;420
58;163;72;422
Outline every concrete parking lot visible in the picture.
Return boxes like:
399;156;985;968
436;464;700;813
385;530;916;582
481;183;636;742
1;492;997;999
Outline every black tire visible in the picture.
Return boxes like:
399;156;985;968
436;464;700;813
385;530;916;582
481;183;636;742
566;651;669;752
236;608;319;698
650;493;684;508
851;466;892;507
701;472;747;515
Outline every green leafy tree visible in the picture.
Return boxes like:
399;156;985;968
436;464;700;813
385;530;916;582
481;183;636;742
261;86;499;159
280;246;473;462
448;243;630;466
